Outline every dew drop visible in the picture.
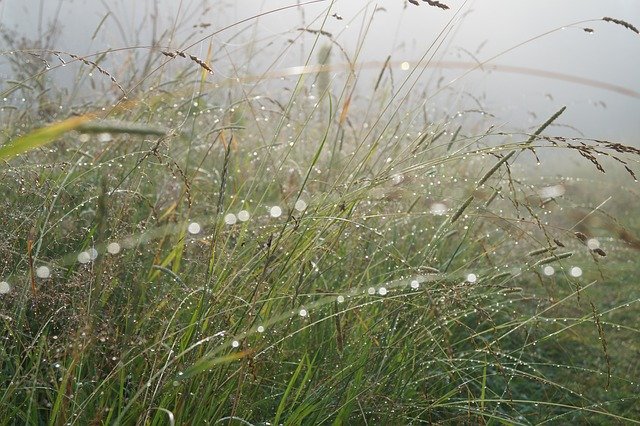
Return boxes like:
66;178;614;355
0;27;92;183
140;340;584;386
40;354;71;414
543;265;555;276
269;206;282;218
570;266;583;277
294;199;307;212
77;252;91;264
237;210;250;222
430;203;448;216
0;281;10;294
88;248;98;260
188;222;201;234
36;266;50;279
587;238;600;250
224;213;237;225
299;308;308;317
97;133;112;143
107;242;121;254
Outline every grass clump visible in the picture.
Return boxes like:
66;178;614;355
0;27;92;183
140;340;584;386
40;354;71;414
1;2;639;424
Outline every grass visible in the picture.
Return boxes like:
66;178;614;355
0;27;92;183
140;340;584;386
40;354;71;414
1;1;639;424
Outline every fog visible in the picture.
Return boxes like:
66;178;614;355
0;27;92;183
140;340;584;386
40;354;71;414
2;0;639;142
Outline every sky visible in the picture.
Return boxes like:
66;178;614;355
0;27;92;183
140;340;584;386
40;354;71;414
1;0;639;143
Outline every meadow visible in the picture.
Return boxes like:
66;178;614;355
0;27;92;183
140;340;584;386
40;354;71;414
1;1;639;424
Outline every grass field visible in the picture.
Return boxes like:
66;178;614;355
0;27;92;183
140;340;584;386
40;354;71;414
1;1;639;424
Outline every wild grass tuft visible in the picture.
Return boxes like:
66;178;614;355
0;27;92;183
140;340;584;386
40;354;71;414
1;2;639;425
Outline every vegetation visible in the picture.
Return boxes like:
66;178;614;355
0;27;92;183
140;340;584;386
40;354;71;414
1;1;638;424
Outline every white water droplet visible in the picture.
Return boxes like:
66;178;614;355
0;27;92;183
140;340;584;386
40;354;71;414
587;238;600;250
378;287;388;296
466;273;477;283
299;308;308;317
336;295;345;303
36;266;50;279
257;325;265;333
237;210;250;222
224;213;237;225
543;265;555;276
0;281;10;294
294;200;307;212
97;133;112;143
269;206;282;218
570;266;582;277
367;287;376;295
107;242;121;254
231;340;240;348
430;203;448;216
400;61;410;71
77;252;91;264
88;248;99;260
410;280;420;289
188;222;201;234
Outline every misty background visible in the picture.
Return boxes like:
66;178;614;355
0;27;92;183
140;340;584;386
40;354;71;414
1;0;639;144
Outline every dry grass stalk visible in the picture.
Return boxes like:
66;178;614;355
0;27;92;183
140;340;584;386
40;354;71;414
590;302;612;389
408;0;449;9
161;50;213;73
602;17;639;34
526;106;566;145
63;52;126;95
450;195;474;223
533;251;573;266
476;150;515;187
297;28;333;38
527;246;557;257
424;0;450;9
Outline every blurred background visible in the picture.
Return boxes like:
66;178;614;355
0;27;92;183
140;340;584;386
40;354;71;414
2;0;639;143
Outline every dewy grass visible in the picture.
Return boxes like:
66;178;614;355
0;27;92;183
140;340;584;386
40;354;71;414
1;2;640;425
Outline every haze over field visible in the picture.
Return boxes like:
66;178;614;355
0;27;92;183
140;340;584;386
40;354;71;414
2;0;639;142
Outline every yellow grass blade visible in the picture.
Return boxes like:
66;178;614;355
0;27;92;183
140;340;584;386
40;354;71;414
0;115;92;160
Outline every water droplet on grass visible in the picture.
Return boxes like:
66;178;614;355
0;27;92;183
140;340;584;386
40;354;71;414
257;326;265;333
107;242;121;254
188;222;201;234
466;273;478;283
231;340;240;348
587;238;600;250
77;252;91;264
237;210;250;222
430;203;447;216
543;266;555;276
410;280;420;289
224;213;237;225
97;133;112;143
299;308;308;317
378;287;388;296
336;295;345;303
0;281;10;294
88;248;98;260
294;200;307;212
570;266;582;277
269;206;282;218
36;266;50;279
